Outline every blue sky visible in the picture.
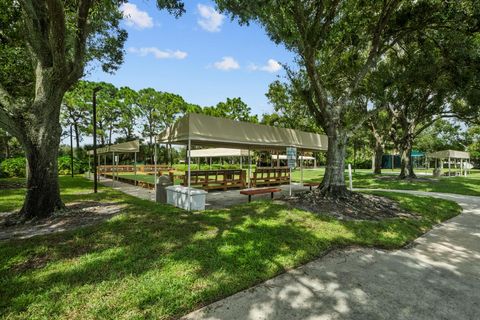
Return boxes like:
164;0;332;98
85;0;295;116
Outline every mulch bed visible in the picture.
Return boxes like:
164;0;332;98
376;175;438;183
283;190;418;221
0;181;26;189
0;201;126;241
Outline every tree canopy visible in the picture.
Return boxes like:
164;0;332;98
0;0;185;218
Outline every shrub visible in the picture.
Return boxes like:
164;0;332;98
352;159;372;169
0;157;27;177
57;156;88;175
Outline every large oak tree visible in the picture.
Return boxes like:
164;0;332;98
369;2;480;178
0;0;184;219
216;0;413;196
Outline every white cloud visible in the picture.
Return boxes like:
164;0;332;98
121;3;153;29
128;47;188;59
213;56;240;71
249;59;282;73
197;4;225;32
262;59;282;73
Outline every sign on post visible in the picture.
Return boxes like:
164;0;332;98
286;147;297;169
286;147;297;197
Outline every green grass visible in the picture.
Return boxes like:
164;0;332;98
0;178;27;212
0;176;462;319
291;168;480;196
114;168;480;197
353;172;480;196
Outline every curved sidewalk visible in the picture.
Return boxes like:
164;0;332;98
183;191;480;320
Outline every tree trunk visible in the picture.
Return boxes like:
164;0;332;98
98;122;105;146
21;142;63;219
398;140;416;179
163;145;168;164
19;95;65;219
318;126;349;196
108;127;113;145
74;122;80;150
373;140;384;174
4;137;10;158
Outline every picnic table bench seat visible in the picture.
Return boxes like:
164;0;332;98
304;182;320;190
180;169;246;191
251;168;290;187
240;187;282;202
98;165;136;173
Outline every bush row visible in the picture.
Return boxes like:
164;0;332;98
0;156;89;178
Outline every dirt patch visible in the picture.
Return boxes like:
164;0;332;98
12;253;51;273
0;181;25;189
0;201;127;241
283;190;418;221
376;175;438;183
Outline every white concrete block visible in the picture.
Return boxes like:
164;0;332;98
165;185;207;211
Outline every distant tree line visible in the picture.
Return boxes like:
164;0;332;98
57;81;259;165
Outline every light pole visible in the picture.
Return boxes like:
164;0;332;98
93;86;102;193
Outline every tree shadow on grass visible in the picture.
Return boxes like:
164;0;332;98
353;173;480;196
0;189;470;319
182;196;479;320
0;199;328;318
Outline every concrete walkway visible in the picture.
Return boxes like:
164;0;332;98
183;191;480;320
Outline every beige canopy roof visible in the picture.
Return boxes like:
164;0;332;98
426;150;470;159
156;113;328;152
190;148;249;158
87;140;140;155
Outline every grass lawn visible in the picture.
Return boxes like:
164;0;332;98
0;178;27;212
291;168;480;196
0;176;461;319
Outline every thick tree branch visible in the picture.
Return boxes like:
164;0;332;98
68;0;93;84
19;0;52;66
0;86;23;138
285;67;324;122
349;0;401;93
45;0;67;68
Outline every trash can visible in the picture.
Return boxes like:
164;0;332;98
156;175;173;203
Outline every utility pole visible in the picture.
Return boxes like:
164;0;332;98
93;86;102;193
70;124;74;178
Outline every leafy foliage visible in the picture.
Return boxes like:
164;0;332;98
0;157;26;178
203;97;258;122
57;156;88;175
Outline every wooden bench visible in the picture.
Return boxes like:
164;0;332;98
240;187;282;202
304;182;320;190
251;168;290;187
180;169;246;191
98;165;136;173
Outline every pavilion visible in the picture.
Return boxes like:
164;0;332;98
189;148;249;168
426;150;471;176
87;140;140;186
156;113;328;209
270;154;317;168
